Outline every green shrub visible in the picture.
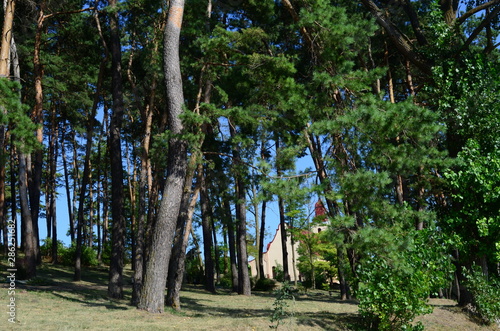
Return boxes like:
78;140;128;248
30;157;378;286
355;227;452;330
464;265;500;325
40;238;66;260
61;244;98;267
219;273;233;288
253;277;277;291
273;263;285;282
356;256;430;330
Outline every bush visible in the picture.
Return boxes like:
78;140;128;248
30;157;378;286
40;238;66;260
356;256;430;330
61;244;98;267
273;263;285;282
464;265;500;325
219;273;233;288
253;277;277;291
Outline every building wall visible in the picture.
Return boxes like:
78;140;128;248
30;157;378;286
250;223;327;282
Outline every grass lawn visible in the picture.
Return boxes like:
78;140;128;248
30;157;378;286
1;262;497;330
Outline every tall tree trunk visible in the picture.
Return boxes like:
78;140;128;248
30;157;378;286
49;106;58;263
75;56;105;281
0;0;15;255
200;164;216;293
19;153;36;278
223;198;238;293
305;129;351;298
131;84;155;305
235;177;251;295
30;3;47;265
166;167;200;310
258;199;267;279
138;0;188;313
275;138;290;281
0;0;15;76
229;122;251;296
107;0;126;299
61;127;75;243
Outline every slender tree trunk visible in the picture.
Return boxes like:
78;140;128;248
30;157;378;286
30;4;47;265
107;0;126;298
0;0;15;241
276;138;290;281
251;185;261;280
131;87;155;305
19;153;36;278
166;171;200;310
200;164;216;293
75;56;104;281
61;127;75;243
223;198;238;292
0;0;15;76
228;122;251;296
138;0;188;313
49;107;58;263
235;178;251;295
258;200;267;279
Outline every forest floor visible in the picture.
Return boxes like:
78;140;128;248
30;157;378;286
1;262;498;330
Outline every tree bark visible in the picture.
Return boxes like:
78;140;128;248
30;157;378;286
166;169;200;310
200;164;216;293
258;199;267;279
19;153;36;278
75;56;104;280
0;0;16;255
0;0;15;77
107;0;126;299
223;198;239;292
138;0;188;313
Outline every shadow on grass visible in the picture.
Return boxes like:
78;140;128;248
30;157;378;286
51;292;128;310
15;263;135;310
296;311;364;331
179;295;271;318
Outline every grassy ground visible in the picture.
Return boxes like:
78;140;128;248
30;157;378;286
1;262;498;330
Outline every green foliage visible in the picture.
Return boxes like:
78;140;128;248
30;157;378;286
464;266;500;325
269;281;295;329
442;139;500;265
355;227;453;330
0;78;39;153
61;243;98;267
40;238;66;259
432;55;500;153
272;263;285;282
253;278;277;292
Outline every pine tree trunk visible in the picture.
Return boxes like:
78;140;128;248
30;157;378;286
0;0;15;241
200;165;216;293
61;127;75;243
223;198;239;292
235;178;251;295
131;92;154;305
0;0;15;76
49;107;58;264
166;173;200;310
258;200;267;279
138;0;187;313
75;56;103;281
19;153;36;279
108;0;126;299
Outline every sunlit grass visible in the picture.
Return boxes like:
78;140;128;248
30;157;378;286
0;260;497;330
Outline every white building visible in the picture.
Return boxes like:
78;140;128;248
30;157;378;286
249;201;329;281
